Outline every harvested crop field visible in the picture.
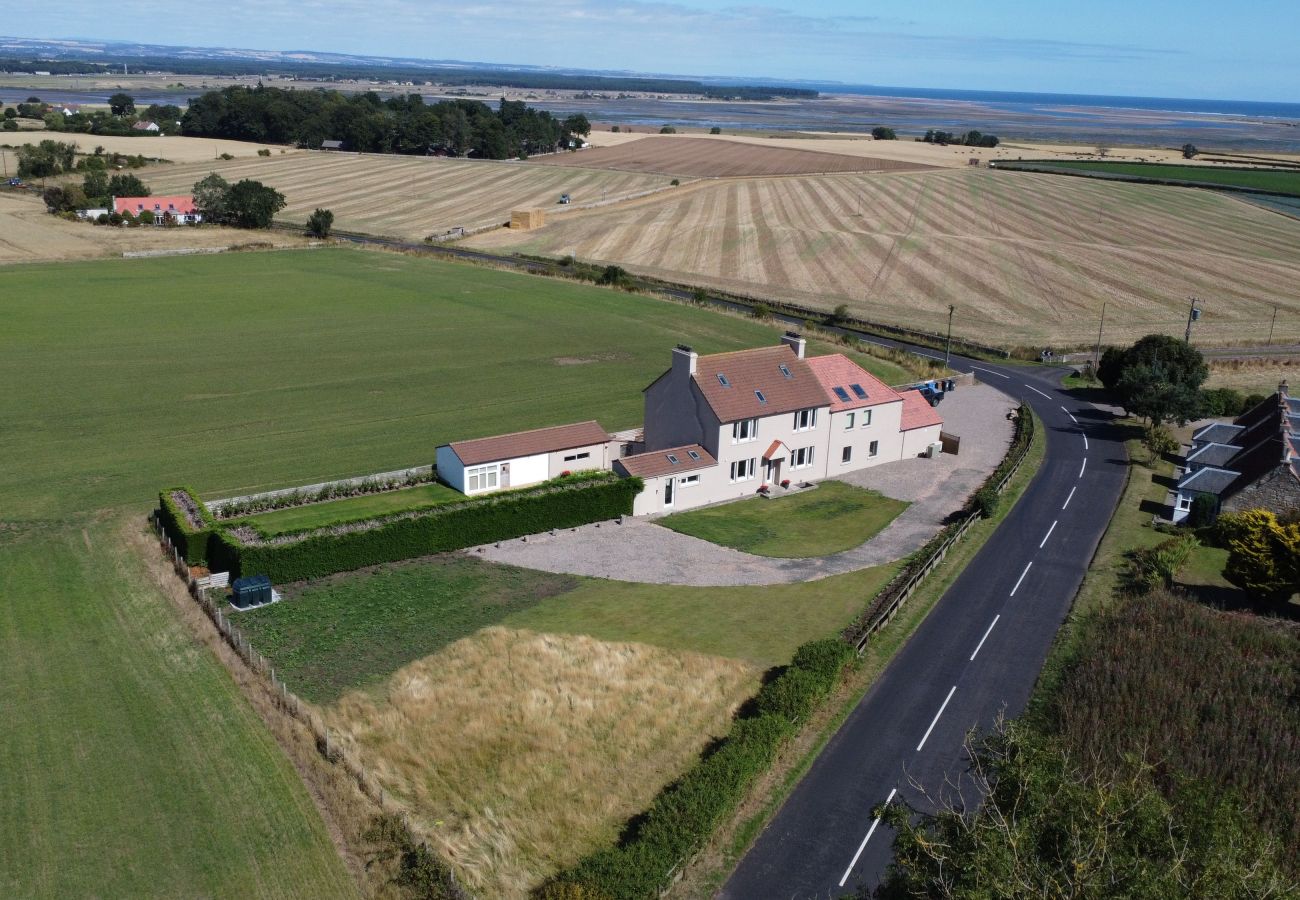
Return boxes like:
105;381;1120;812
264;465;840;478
325;627;758;897
469;168;1300;347
529;135;931;177
141;151;673;239
0;192;309;264
1;133;288;163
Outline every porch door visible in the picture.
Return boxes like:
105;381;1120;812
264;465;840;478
664;476;675;508
769;459;782;485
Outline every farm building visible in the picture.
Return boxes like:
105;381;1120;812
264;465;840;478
112;195;202;224
434;335;943;514
132;120;161;133
1173;383;1300;522
320;140;344;151
436;421;614;495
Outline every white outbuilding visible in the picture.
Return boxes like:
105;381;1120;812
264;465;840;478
435;420;613;495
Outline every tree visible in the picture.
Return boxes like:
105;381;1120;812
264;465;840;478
224;179;286;228
306;207;334;238
1142;424;1178;463
826;303;850;326
192;173;232;223
1182;143;1199;159
108;92;135;117
709;126;722;135
871;126;896;140
1100;334;1208;425
659;125;677;134
16;140;77;178
562;114;591;137
1218;509;1300;603
3;107;16;120
137;209;155;225
42;184;86;213
106;173;150;198
1;118;15;132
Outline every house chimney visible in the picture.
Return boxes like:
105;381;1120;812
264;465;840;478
1279;380;1289;398
672;343;698;380
781;331;806;359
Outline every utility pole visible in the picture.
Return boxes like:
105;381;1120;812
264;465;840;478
1267;304;1278;347
1094;300;1107;372
944;305;955;366
1184;296;1200;344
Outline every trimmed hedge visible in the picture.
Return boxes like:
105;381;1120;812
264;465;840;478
539;639;856;899
210;475;642;582
156;486;216;566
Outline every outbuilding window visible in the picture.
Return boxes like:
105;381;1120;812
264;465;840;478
466;464;499;492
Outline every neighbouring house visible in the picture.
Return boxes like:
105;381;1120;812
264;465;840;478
434;334;945;515
320;139;344;151
59;104;80;116
112;195;202;225
76;207;110;221
435;420;614;495
131;120;160;133
1173;383;1300;522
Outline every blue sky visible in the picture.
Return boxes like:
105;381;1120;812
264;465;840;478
17;0;1297;101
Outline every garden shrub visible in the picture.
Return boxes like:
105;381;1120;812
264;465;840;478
211;475;641;581
972;486;999;518
156;486;216;566
1123;533;1199;593
1188;494;1217;528
543;640;855;899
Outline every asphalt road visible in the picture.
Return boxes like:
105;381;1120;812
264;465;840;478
720;350;1130;899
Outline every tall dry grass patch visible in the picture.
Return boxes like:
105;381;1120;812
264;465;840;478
324;626;759;897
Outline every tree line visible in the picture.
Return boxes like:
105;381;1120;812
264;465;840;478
179;85;591;158
4;94;184;136
920;128;1000;147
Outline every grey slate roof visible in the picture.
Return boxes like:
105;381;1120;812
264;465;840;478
1186;442;1242;469
1191;422;1244;445
1179;467;1240;495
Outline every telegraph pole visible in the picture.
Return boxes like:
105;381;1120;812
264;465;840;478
1094;300;1107;373
1267;304;1278;347
944;305;955;366
1184;296;1200;344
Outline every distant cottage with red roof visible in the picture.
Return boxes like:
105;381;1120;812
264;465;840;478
113;195;202;225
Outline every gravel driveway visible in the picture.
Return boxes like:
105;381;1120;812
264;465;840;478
473;383;1016;585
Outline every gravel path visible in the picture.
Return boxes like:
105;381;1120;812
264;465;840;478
473;383;1016;585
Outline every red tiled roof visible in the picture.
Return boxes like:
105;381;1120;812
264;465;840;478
113;195;198;216
762;439;792;461
693;345;829;423
899;389;943;431
616;444;716;478
448;420;608;466
804;353;903;412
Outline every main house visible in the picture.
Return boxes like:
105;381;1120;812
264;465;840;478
1173;383;1300;523
435;334;943;516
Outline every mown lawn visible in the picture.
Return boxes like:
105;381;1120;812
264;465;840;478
237;557;577;703
235;481;463;536
657;481;908;558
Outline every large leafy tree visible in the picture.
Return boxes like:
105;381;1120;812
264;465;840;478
224;179;286;229
192;173;232;223
108;92;135;116
1099;334;1208;425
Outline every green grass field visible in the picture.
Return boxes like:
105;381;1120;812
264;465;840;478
659;481;908;557
236;481;464;536
2;246;897;894
238;557;578;703
1017;160;1300;196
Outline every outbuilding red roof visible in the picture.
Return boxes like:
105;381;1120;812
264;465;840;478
448;420;609;466
899;389;943;431
113;195;198;216
804;353;903;412
616;444;716;479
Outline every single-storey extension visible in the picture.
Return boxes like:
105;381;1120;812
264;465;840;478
436;420;613;495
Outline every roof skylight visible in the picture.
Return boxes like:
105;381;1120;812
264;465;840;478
717;373;731;387
755;390;768;404
832;386;852;402
850;383;868;399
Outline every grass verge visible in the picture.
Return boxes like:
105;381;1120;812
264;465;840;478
657;481;908;558
669;408;1047;897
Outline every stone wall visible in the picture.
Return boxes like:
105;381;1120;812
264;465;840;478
1222;465;1300;517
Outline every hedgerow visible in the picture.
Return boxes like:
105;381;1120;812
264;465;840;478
210;474;641;581
156;486;216;566
539;639;856;899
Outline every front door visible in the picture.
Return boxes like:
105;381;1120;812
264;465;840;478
768;458;782;486
664;476;675;508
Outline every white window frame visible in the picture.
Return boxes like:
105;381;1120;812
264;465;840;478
729;458;756;482
732;418;759;443
861;409;872;427
793;408;818;432
844;412;855;430
680;474;700;486
466;463;500;492
1177;495;1192;511
792;446;816;469
842;445;852;464
868;440;879;458
563;451;591;462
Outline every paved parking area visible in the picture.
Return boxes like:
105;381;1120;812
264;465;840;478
473;383;1016;585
